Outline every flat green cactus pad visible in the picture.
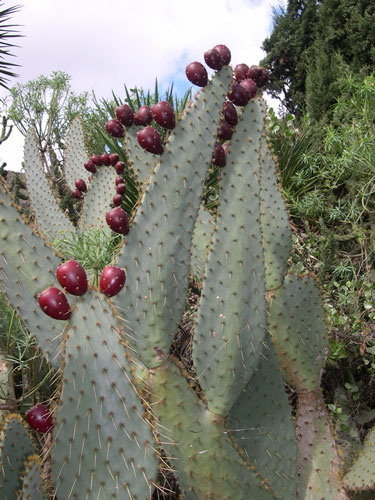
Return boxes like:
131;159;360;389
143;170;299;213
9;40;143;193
20;454;43;500
0;414;36;500
343;425;375;492
23;127;75;241
115;66;233;368
0;182;67;369
151;359;277;500
63;117;90;190
190;204;214;280
52;290;158;499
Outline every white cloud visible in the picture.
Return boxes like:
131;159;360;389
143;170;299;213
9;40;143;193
0;0;281;171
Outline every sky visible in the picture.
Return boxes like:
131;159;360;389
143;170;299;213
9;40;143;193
0;0;283;172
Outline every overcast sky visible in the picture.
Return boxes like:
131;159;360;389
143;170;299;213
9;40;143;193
0;0;283;172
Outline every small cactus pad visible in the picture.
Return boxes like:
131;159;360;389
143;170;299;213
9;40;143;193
0;414;36;500
0;182;67;368
267;274;328;392
193;98;267;414
115;66;233;368
228;339;297;498
51;290;158;499
20;454;44;500
343;425;375;492
23;127;75;240
151;359;276;500
79;165;118;232
63;117;90;190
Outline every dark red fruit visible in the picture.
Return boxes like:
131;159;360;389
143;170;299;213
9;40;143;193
100;153;111;166
84;160;96;173
100;266;126;297
204;48;224;70
115;176;124;186
212;142;226;167
26;404;54;433
106;207;129;235
75;178;87;193
234;63;249;82
222;142;230;155
185;62;208;87
223;101;238;126
213;44;231;65
38;287;71;320
115;161;125;174
105;119;124;138
109;153;119;166
217;121;234;141
71;189;83;199
151;101;175;130
116;183;126;195
90;154;102;166
112;194;123;206
56;259;88;296
135;106;153;126
246;65;269;87
240;78;257;98
115;104;134;127
137;126;164;155
227;83;249;106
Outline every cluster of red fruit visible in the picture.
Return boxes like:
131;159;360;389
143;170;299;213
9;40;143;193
105;100;176;156
38;260;126;321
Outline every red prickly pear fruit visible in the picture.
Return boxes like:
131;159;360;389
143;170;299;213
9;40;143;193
84;160;96;173
116;183;126;195
234;63;249;82
135;105;153;126
56;259;88;296
100;153;111;166
212;142;226;167
213;44;231;65
240;78;257;98
105;119;125;138
100;266;126;297
222;142;230;155
217;121;234;141
115;176;124;186
25;404;54;433
137;126;164;155
112;194;123;206
115;104;134;127
185;62;208;87
106;207;130;235
90;154;102;166
109;153;119;166
223;101;238;126
151;101;176;130
204;48;224;70
227;83;249;106
71;188;83;199
75;178;87;193
115;161;125;174
38;287;71;320
246;65;269;87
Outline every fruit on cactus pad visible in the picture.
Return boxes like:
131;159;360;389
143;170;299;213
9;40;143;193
217;120;233;141
213;44;231;65
185;62;208;87
246;65;269;87
115;161;125;174
109;153;119;165
100;153;110;166
56;260;88;296
227;83;249;106
38;287;71;320
112;194;123;206
75;178;87;192
137;126;164;155
106;206;130;235
204;48;224;70
234;63;249;82
71;188;83;199
115;104;134;127
105;119;125;138
100;265;126;297
26;404;54;433
116;183;126;195
135;105;153;126
223;101;238;126
151;101;176;130
212;142;226;167
240;78;257;98
90;154;102;166
84;160;96;173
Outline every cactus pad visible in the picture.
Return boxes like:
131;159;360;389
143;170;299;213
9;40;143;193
20;454;43;500
63;117;90;190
